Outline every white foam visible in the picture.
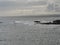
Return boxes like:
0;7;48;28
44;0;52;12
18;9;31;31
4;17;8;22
14;21;34;26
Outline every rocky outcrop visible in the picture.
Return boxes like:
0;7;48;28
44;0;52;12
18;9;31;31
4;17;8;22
34;20;60;25
53;20;60;24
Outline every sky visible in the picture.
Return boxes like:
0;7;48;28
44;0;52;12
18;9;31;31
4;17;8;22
0;0;60;16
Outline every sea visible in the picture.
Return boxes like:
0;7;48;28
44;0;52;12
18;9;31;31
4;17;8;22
0;16;60;45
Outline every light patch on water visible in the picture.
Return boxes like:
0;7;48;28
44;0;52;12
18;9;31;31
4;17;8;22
40;20;50;23
14;21;34;26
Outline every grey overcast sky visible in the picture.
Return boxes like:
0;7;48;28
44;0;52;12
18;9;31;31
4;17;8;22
0;0;60;16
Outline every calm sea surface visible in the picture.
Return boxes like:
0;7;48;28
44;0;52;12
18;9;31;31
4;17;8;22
0;16;60;45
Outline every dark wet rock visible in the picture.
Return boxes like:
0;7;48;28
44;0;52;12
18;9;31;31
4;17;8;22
34;20;60;25
34;21;40;24
53;20;60;24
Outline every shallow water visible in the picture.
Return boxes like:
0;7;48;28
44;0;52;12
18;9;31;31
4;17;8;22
0;16;60;45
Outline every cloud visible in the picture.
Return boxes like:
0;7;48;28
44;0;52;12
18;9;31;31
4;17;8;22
0;0;16;1
0;0;59;16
